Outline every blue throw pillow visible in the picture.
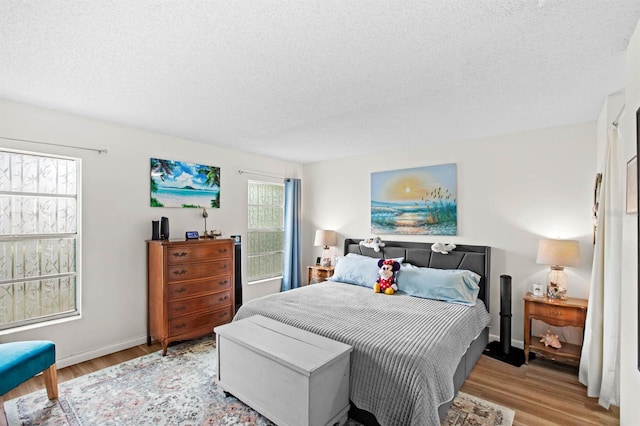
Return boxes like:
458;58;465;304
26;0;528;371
329;255;404;288
397;263;480;305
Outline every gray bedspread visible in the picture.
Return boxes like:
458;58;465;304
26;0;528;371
234;281;491;426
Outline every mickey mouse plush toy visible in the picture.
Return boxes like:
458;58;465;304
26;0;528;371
374;259;401;295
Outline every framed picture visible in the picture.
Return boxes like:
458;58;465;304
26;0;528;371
370;163;457;235
150;158;220;208
627;155;637;214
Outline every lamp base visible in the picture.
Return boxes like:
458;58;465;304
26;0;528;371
547;267;568;300
547;282;567;299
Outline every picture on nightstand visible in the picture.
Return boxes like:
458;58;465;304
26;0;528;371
530;283;545;298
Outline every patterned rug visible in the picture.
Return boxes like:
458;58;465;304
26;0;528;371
4;338;514;426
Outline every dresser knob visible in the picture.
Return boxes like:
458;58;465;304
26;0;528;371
552;311;562;316
219;295;229;301
175;323;187;329
174;305;186;311
218;312;228;318
173;269;188;275
218;280;228;286
173;252;188;257
175;287;187;293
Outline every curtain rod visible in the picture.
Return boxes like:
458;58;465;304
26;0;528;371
238;169;284;180
612;105;626;127
0;136;107;154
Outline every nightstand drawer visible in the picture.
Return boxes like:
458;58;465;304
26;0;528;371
528;302;586;327
307;265;334;285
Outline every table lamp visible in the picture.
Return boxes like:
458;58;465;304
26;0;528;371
314;230;337;267
536;239;580;299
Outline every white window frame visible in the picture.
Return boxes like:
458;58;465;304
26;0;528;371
0;148;81;333
247;180;284;283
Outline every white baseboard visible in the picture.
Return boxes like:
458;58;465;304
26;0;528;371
56;335;148;369
57;333;523;369
488;333;524;350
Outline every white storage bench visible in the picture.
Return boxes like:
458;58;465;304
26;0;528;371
214;315;352;426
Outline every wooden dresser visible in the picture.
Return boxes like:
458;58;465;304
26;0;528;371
147;238;235;355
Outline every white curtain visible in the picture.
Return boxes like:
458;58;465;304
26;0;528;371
579;125;623;408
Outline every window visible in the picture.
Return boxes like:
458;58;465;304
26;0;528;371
247;180;284;281
0;149;80;331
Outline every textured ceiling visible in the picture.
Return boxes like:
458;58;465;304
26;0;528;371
1;1;639;164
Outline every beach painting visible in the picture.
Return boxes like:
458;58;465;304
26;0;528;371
150;158;220;208
371;163;457;235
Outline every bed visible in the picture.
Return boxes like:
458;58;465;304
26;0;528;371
234;239;491;426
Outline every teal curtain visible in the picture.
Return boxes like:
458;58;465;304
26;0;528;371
281;178;302;291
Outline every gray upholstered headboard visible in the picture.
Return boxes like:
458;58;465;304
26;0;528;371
343;239;491;312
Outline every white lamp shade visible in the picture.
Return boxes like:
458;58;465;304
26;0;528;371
536;239;580;267
314;230;337;247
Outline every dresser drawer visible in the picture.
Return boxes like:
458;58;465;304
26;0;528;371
528;302;586;327
169;306;233;336
167;243;232;265
167;259;232;282
168;290;232;319
168;276;232;300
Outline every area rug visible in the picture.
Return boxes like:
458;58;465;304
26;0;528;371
5;338;514;426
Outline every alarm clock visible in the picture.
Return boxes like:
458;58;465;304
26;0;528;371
185;231;199;240
531;282;546;298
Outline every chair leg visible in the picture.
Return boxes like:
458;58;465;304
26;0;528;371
42;364;58;400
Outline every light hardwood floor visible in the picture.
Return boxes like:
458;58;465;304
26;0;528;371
0;342;619;426
462;355;619;426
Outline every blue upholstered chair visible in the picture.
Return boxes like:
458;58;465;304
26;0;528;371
0;340;58;399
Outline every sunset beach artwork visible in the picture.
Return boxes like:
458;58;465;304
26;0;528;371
371;163;457;235
150;158;220;208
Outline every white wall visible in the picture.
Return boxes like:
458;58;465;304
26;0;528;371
0;99;302;367
620;17;640;426
303;122;596;346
